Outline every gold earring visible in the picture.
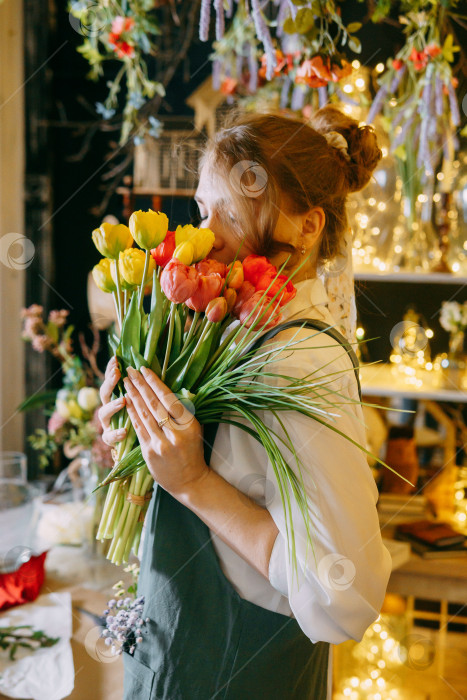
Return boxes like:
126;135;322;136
301;244;306;255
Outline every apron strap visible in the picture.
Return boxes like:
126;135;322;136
203;318;361;465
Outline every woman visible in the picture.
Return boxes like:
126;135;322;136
99;106;392;699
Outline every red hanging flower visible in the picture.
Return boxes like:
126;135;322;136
408;47;428;71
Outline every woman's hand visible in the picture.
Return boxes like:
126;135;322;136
122;366;210;497
98;355;127;446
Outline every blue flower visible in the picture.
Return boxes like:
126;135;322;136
95;102;116;120
128;91;146;109
148;116;163;138
133;135;145;146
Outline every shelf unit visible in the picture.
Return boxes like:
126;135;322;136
360;363;467;403
354;270;467;284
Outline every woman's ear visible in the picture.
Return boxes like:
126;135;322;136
301;207;325;249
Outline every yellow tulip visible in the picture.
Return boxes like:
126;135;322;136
109;259;136;291
175;224;215;263
92;258;117;294
118;248;155;287
129;209;169;250
173;241;195;266
92;222;133;259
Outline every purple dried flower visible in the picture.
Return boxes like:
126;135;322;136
250;0;276;80
212;59;222;90
276;0;290;38
435;75;444;117
199;0;211;41
291;85;305;111
214;0;225;40
225;0;233;19
367;85;388;124
391;114;415;150
389;64;406;93
318;86;328;108
247;45;258;92
447;80;460;127
280;75;291;108
335;87;359;107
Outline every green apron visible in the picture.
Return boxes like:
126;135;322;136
123;319;361;699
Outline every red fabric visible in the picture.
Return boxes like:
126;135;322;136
0;551;47;611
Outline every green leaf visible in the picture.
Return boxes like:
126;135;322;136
130;347;148;371
16;390;57;413
282;17;297;34
346;22;362;33
120;292;141;364
294;8;315;34
348;36;362;53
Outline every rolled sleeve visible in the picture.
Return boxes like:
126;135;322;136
262;327;392;644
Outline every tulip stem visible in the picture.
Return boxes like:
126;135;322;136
114;263;123;326
182;311;200;351
138;250;151;310
123;289;128;315
161;302;175;382
112;292;121;333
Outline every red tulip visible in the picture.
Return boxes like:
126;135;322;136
186;273;224;312
160;259;198;303
151;231;176;268
242;255;277;287
256;274;297;306
233;281;255;315
206;297;228;323
195;259;227;277
238;292;281;330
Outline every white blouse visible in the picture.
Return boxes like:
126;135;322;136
208;276;392;646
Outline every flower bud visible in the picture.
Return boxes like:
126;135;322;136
92;222;133;260
223;288;237;314
226;260;244;290
173;241;195;266
175;224;215;263
206;297;228;323
129;209;169;250
92;258;117;293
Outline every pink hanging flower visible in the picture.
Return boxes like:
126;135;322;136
32;335;52;353
48;411;67;436
160;259;199;303
111;16;135;35
48;309;70;327
20;304;43;319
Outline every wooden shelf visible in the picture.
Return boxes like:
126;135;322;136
360;363;467;403
354;270;467;284
116;186;196;197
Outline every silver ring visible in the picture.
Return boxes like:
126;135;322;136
157;417;169;429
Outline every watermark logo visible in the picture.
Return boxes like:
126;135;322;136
390;321;429;358
69;2;107;38
0;233;35;270
229;161;268;199
318;553;356;591
397;633;435;670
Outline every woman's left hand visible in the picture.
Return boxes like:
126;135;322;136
123;366;210;497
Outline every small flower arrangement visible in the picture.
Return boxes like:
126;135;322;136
0;625;59;661
101;565;147;656
19;304;112;474
439;301;467;334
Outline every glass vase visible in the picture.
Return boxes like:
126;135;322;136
78;450;110;558
441;329;466;391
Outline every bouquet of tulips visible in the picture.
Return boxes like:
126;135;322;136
91;209;392;569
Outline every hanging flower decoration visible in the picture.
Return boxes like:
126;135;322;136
365;7;463;226
69;1;165;145
204;0;361;111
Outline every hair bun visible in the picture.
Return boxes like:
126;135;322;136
308;104;382;193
